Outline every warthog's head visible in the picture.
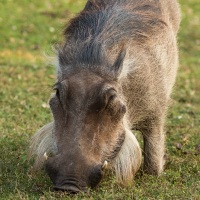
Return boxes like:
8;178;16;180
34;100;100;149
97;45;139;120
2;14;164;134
48;72;127;192
30;49;142;193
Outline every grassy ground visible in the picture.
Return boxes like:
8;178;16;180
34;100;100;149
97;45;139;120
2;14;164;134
0;0;199;199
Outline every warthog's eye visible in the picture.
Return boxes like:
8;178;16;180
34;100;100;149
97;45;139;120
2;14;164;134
53;83;64;108
53;86;60;101
105;91;117;109
55;89;60;99
52;81;68;111
104;88;126;116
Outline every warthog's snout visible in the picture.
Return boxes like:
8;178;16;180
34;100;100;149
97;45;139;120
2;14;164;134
45;154;104;192
53;161;108;194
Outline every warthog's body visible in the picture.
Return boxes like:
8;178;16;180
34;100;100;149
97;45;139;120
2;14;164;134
30;0;180;193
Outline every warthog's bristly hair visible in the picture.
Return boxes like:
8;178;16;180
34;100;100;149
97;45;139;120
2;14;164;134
29;122;142;185
29;122;57;170
112;128;142;184
57;0;168;81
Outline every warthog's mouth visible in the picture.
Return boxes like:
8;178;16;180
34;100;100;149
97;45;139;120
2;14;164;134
53;184;83;193
53;179;88;193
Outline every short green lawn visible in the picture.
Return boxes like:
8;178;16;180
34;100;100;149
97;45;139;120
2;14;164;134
0;0;199;199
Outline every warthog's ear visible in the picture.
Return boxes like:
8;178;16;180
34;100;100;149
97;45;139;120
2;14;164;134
111;47;126;78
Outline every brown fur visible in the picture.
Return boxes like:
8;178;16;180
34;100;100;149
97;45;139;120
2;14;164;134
30;0;181;191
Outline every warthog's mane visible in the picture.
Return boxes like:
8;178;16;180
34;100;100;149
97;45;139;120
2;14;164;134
56;0;167;80
29;121;141;184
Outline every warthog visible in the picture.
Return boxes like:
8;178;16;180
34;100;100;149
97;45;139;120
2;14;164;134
30;0;180;193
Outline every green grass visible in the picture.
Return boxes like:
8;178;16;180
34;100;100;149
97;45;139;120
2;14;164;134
0;0;199;199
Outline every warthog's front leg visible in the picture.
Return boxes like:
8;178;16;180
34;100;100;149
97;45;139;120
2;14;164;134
141;116;165;175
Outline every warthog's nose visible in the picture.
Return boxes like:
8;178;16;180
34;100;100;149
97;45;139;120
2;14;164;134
53;184;82;193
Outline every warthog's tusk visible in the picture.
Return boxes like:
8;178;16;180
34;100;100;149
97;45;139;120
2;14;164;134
102;160;108;170
44;152;48;160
